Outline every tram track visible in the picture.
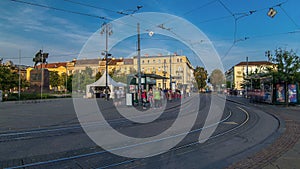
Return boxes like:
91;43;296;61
1;99;250;169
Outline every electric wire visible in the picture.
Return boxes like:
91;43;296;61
9;0;109;20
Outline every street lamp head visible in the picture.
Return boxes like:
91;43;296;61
267;8;277;18
148;31;154;37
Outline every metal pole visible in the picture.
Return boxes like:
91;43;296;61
169;54;172;91
65;64;67;97
137;23;141;105
246;56;248;98
105;23;109;101
18;50;21;101
41;50;43;100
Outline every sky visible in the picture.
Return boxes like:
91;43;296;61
0;0;299;71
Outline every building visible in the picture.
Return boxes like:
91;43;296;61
73;58;101;76
131;55;194;90
98;54;194;90
225;61;275;91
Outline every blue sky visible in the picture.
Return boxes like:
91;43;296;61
0;0;299;71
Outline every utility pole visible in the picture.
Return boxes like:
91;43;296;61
169;53;172;91
18;50;21;101
137;23;141;105
246;56;249;98
101;22;113;101
163;59;166;89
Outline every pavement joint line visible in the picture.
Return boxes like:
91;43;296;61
225;96;300;169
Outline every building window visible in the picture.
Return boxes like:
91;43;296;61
153;59;155;63
158;60;161;63
142;60;144;64
177;58;179;62
147;60;150;64
180;58;182;62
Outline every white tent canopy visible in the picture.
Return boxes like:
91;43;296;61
86;72;126;98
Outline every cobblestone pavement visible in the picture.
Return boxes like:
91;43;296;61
226;96;300;169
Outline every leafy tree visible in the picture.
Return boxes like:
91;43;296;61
209;69;225;91
267;48;300;105
66;74;73;92
0;66;19;91
49;71;60;91
109;67;116;77
193;66;208;92
95;71;102;81
72;67;95;92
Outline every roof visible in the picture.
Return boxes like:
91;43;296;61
37;62;67;69
235;61;274;66
123;58;133;65
86;71;125;87
76;59;100;65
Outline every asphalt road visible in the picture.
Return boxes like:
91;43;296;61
0;94;279;169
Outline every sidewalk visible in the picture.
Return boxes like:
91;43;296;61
226;95;300;169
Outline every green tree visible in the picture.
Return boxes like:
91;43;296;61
67;74;73;92
193;66;208;92
95;71;102;81
267;48;300;105
210;69;225;91
0;66;19;91
49;71;60;91
72;67;95;93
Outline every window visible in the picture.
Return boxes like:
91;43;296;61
153;59;155;63
147;60;150;64
142;60;144;64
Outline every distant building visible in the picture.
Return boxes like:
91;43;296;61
225;61;275;90
131;55;194;89
26;61;74;91
73;58;101;76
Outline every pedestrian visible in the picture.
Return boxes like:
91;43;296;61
154;87;161;108
141;89;147;109
160;88;164;107
147;88;154;108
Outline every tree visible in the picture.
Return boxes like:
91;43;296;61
49;71;60;91
72;67;95;92
267;48;300;105
209;69;225;91
95;71;102;81
0;66;19;91
66;74;73;92
193;66;208;92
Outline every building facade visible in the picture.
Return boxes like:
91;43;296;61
131;55;194;90
225;61;275;91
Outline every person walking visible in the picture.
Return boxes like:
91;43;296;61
147;88;154;108
153;87;161;108
141;89;147;109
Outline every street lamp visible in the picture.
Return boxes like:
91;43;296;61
100;22;113;101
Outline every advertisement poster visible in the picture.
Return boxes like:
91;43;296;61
276;84;285;103
298;83;300;104
288;84;297;103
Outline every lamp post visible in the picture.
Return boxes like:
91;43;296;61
100;22;113;101
18;50;21;101
137;23;142;105
169;53;172;91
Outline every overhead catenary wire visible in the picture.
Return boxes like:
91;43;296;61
5;0;299;65
9;0;109;20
